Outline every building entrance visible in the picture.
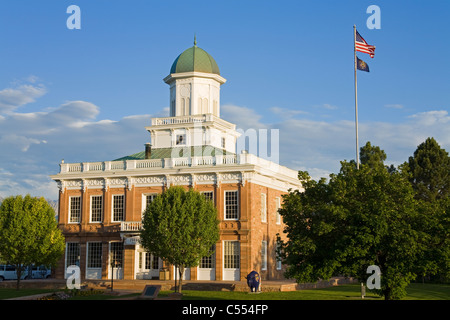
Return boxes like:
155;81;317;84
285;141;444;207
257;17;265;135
135;247;162;280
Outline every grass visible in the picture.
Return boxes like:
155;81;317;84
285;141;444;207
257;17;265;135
402;283;450;300
166;283;449;300
0;288;55;300
156;285;379;300
0;283;448;300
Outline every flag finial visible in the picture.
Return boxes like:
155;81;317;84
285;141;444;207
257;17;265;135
194;34;197;46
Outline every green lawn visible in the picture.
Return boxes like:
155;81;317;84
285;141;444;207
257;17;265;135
157;285;379;300
402;283;450;300
158;283;449;300
0;288;55;300
0;283;448;300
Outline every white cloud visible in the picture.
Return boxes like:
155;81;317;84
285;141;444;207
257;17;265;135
221;104;267;130
269;106;309;118
408;110;450;126
321;103;338;110
48;100;100;123
385;104;404;109
0;83;47;114
0;134;46;152
25;75;40;83
0;87;155;199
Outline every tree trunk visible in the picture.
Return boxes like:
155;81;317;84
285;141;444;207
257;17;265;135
178;265;184;293
174;264;178;293
16;267;21;290
384;287;391;300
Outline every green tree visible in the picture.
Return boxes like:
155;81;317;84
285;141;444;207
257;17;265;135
278;146;425;300
404;138;450;282
414;197;450;282
406;137;450;202
140;186;219;293
0;195;65;289
360;141;387;169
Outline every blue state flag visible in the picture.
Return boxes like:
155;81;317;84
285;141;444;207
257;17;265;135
357;56;370;72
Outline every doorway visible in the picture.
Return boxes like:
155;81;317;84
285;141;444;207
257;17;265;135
223;241;240;281
136;249;161;280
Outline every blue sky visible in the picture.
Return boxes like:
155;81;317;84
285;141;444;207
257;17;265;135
0;0;449;199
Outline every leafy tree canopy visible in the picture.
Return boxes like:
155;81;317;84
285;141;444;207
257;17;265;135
406;137;450;202
140;186;219;292
0;195;65;289
404;138;450;282
277;142;445;300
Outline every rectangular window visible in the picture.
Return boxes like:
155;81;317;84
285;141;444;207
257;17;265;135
221;137;226;149
112;195;125;222
66;242;80;267
224;241;240;269
176;134;186;145
200;245;215;269
90;195;103;223
261;193;267;223
261;240;267;270
69;196;81;223
87;242;102;269
145;253;151;270
276;243;282;270
152;255;159;270
201;191;214;202
224;190;239;220
110;242;123;268
142;193;157;215
144;253;159;270
275;197;281;224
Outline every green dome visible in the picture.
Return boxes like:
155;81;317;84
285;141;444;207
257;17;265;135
170;43;220;75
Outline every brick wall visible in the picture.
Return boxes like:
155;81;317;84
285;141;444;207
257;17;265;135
56;181;289;281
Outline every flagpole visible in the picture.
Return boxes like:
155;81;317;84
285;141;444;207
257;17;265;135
353;25;360;169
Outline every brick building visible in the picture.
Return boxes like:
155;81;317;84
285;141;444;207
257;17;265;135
50;40;302;282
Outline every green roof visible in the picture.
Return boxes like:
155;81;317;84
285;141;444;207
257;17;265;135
114;146;233;161
170;44;220;75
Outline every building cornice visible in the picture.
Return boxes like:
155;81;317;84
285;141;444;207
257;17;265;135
51;154;302;193
163;71;226;85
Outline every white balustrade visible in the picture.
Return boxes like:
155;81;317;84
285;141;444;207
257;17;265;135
136;159;163;169
151;114;218;126
111;161;125;170
120;221;143;232
58;154;247;174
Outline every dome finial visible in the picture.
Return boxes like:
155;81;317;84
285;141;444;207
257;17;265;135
194;34;197;46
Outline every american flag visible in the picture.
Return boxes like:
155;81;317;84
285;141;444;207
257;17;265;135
355;30;375;58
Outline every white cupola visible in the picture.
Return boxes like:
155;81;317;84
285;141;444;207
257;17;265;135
146;38;240;154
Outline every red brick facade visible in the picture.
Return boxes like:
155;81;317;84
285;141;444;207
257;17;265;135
55;180;289;282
